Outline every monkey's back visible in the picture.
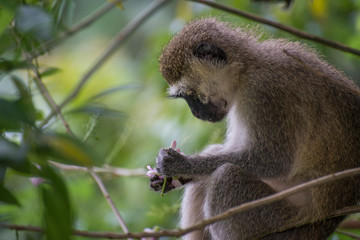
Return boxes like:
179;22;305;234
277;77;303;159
248;39;360;216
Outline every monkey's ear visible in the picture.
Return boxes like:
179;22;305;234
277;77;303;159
193;43;227;64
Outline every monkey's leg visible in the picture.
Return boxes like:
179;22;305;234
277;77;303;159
204;163;299;240
181;181;211;240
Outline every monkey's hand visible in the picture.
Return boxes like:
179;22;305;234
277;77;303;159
156;148;190;177
149;175;176;193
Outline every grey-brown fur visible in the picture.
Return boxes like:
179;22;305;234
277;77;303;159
152;18;360;239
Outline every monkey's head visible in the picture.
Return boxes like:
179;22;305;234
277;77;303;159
159;18;253;122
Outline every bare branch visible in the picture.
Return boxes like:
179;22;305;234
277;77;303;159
3;167;360;239
0;223;182;239
332;205;360;219
39;0;170;129
50;161;147;177
189;0;360;56
89;169;130;236
29;64;76;137
340;220;360;229
180;167;360;236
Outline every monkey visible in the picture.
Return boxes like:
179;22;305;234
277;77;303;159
149;18;360;239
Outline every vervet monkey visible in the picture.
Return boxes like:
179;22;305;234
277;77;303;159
150;18;360;239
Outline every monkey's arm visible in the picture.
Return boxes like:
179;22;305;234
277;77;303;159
156;147;246;177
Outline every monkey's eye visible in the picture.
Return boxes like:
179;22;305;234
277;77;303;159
193;42;227;64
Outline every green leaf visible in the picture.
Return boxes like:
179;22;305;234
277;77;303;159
0;77;37;130
0;7;13;36
0;77;36;130
0;0;21;10
40;67;61;78
14;5;54;41
37;134;95;166
0;166;6;185
0;98;34;130
0;185;20;206
40;165;72;240
0;59;28;72
0;136;31;173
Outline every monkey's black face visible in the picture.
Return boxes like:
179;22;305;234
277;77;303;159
182;93;227;122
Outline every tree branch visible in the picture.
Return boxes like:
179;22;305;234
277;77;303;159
180;167;360;236
339;220;360;229
189;0;360;56
29;63;76;137
50;161;147;177
39;0;170;129
88;169;130;236
3;167;360;239
332;205;360;219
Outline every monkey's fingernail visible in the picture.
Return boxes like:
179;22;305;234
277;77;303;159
170;140;177;149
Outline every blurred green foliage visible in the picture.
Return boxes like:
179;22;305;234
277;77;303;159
0;0;359;239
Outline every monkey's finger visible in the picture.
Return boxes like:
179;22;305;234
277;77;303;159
163;184;175;193
150;181;164;191
150;175;162;181
170;140;177;149
156;167;165;176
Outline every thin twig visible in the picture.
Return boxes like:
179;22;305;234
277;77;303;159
32;0;123;58
9;27;76;137
332;205;360;219
0;223;180;239
104;123;132;164
50;161;147;177
340;220;360;229
88;169;130;236
39;0;170;129
3;167;360;239
29;64;76;137
189;0;360;56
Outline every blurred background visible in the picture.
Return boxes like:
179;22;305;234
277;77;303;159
0;0;359;239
